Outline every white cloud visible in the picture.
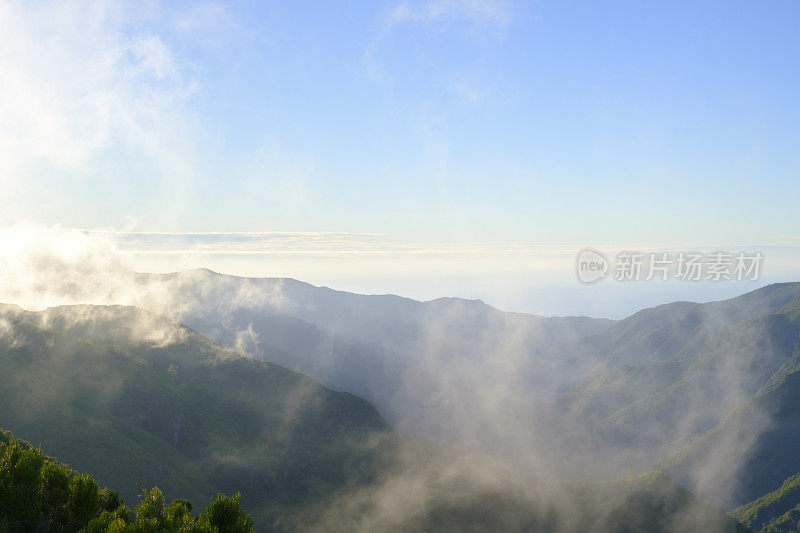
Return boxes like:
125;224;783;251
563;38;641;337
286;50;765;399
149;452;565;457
0;0;201;223
451;78;480;104
364;0;515;82
385;0;513;30
173;1;241;51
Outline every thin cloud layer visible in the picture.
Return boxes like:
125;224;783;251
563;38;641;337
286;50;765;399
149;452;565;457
385;0;513;30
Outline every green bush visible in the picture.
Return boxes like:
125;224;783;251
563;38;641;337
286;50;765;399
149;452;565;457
197;493;254;533
0;428;253;532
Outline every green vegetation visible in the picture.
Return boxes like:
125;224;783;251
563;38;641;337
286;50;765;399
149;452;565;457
0;427;252;532
0;304;399;529
299;466;747;532
733;470;800;532
0;408;746;532
560;472;748;533
0;302;757;531
660;366;800;510
556;286;800;511
561;286;800;441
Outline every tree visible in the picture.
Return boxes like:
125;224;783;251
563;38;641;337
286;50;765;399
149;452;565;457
0;426;253;532
67;473;101;529
197;493;254;533
0;442;44;531
40;461;71;518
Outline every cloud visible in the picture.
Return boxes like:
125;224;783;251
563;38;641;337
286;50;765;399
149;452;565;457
363;0;515;83
384;0;513;30
47;227;575;258
0;224;291;315
173;1;242;51
174;1;235;35
0;0;201;224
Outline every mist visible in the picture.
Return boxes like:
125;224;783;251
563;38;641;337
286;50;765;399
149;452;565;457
0;224;794;531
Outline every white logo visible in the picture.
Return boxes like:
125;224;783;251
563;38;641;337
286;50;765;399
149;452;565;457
576;248;609;284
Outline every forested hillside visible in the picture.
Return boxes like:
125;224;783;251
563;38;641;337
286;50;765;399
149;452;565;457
0;304;399;528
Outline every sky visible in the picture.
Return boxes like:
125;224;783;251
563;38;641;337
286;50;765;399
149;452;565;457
1;0;799;317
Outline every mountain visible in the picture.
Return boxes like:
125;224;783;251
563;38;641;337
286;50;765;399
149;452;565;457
633;295;800;511
128;269;614;458
565;282;800;369
140;269;612;354
76;271;800;490
660;366;800;510
10;268;800;530
181;309;403;413
0;303;399;528
554;283;800;478
0;302;746;532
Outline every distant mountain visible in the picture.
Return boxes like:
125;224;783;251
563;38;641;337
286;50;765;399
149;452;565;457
181;309;403;412
126;272;800;492
133;269;614;459
560;282;800;371
142;269;611;353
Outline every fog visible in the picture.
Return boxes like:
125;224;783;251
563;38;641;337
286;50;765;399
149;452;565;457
0;224;795;529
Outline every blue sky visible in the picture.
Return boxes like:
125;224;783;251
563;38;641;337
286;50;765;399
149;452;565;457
1;0;799;316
